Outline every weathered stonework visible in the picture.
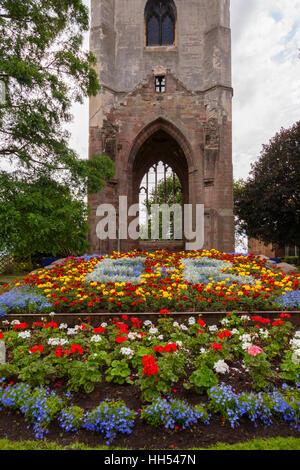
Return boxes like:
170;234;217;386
88;0;234;254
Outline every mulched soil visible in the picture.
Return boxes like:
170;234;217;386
0;367;299;450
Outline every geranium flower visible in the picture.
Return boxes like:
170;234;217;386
142;355;159;376
211;342;222;351
29;345;43;354
53;346;70;357
247;345;264;357
44;321;58;329
69;344;84;354
159;309;169;315
115;335;128;344
14;322;28;331
93;326;105;334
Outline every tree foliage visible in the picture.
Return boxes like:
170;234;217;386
234;122;300;249
0;173;91;258
0;0;114;193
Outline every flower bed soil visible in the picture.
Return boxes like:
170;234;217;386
0;365;299;450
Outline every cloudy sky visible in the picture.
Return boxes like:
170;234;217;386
67;0;300;181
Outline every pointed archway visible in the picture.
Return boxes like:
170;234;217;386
127;120;192;252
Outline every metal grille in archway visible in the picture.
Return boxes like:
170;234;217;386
139;161;183;240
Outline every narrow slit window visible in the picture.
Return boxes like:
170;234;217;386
155;76;166;93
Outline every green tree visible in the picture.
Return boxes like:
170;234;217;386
0;0;114;192
0;173;91;261
234;122;300;256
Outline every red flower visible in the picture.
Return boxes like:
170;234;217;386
14;322;28;331
197;318;206;327
131;317;141;329
32;322;43;328
211;342;223;351
115;335;128;343
53;347;69;357
218;330;232;340
29;345;43;354
69;344;84;354
142;355;159;376
163;343;177;353
122;315;128;321
0;332;4;339
93;326;105;334
159;309;169;315
44;321;58;329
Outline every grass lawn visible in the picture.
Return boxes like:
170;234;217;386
0;436;299;451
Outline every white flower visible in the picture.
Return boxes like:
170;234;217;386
91;335;102;343
158;335;164;340
188;317;196;325
176;341;183;348
173;322;179;327
241;315;250;322
101;322;107;328
149;327;158;335
11;320;20;326
220;318;230;326
120;347;134;357
241;341;252;350
259;329;269;339
231;329;239;335
213;360;230;374
239;333;252;343
292;349;300;365
18;331;31;339
199;348;206;354
209;325;218;332
180;324;188;331
49;312;55;317
128;332;138;340
48;337;68;346
144;320;152;326
294;331;300;338
67;328;78;335
290;338;300;349
59;323;68;329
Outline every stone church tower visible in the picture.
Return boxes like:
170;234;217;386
88;0;234;254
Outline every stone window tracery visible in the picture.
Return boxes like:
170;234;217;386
145;0;176;46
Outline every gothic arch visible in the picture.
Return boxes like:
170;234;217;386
128;118;194;172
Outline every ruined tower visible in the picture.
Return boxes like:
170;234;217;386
88;0;234;253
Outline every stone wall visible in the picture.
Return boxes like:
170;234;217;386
88;0;234;254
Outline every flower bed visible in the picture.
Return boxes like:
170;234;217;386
0;311;299;448
1;250;299;316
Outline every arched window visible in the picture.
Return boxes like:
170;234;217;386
145;0;176;46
